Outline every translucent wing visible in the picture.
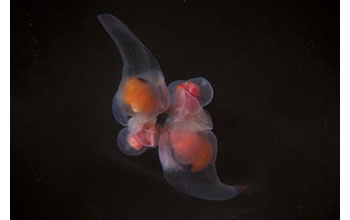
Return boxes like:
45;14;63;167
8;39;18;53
98;14;162;78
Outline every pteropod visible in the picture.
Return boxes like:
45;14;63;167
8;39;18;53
98;14;246;201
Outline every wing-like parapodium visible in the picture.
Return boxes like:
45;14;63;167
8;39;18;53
98;14;162;78
158;78;245;200
158;128;245;201
98;14;170;152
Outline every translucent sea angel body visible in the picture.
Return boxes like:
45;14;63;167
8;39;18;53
98;14;246;201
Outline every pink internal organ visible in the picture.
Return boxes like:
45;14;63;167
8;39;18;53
126;119;159;148
127;133;143;150
176;90;201;116
176;82;200;98
174;82;202;119
135;123;158;147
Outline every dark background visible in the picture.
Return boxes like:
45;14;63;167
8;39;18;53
11;0;339;219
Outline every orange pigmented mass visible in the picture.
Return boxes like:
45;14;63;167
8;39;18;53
191;137;213;172
171;130;213;172
172;131;201;165
127;133;143;150
176;82;186;90
122;77;158;113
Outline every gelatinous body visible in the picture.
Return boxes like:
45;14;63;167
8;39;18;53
98;14;245;200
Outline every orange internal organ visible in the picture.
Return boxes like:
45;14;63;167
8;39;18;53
176;81;200;98
176;82;186;90
122;77;158;113
171;130;213;172
191;138;213;172
127;133;143;150
171;131;201;164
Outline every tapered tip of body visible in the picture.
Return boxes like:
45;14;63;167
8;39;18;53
237;185;247;193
